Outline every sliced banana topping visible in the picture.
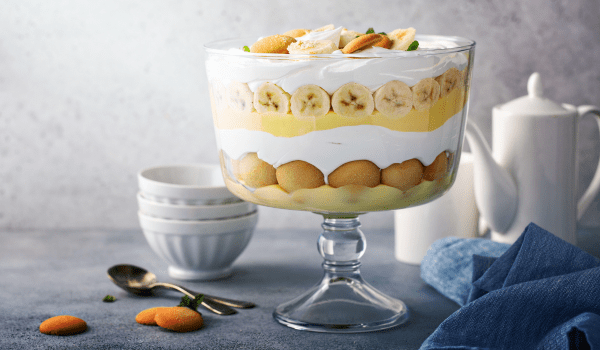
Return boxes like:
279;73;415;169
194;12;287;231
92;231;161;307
435;67;462;98
222;67;460;119
291;84;331;118
331;82;374;118
227;82;254;114
389;27;416;51
254;82;291;114
287;40;338;54
341;33;383;54
411;78;441;111
339;29;364;49
313;24;335;32
374;80;413;118
374;34;393;49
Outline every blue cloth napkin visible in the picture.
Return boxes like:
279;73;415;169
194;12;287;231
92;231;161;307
420;223;600;350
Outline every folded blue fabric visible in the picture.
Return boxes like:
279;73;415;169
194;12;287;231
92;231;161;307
420;223;600;350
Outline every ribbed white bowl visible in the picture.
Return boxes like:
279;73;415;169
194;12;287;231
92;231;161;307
138;164;240;205
138;211;258;280
137;192;256;220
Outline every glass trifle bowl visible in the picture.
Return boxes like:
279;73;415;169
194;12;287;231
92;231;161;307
204;30;475;332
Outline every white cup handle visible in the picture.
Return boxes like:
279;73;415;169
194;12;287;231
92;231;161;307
478;217;490;236
577;105;600;221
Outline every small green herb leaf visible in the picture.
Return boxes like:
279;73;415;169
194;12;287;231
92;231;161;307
102;295;116;302
366;28;375;34
378;32;387;35
407;40;419;51
178;294;205;311
243;45;250;52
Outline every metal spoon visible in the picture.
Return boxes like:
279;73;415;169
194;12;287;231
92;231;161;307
107;264;255;315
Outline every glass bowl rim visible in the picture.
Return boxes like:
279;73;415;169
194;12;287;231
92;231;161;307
204;34;475;59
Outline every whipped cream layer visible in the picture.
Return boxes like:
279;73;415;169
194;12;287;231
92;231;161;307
205;35;469;95
217;110;464;182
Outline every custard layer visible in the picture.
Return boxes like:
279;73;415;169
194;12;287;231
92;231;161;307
214;87;466;137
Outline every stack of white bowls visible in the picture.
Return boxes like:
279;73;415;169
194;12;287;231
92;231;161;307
137;164;258;281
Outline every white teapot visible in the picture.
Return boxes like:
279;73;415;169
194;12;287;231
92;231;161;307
464;72;600;244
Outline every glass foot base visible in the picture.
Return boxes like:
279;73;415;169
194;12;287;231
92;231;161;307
273;274;409;333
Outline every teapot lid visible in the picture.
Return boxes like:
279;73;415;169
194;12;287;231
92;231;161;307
496;73;571;116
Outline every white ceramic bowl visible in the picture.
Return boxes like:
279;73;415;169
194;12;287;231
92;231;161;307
138;210;258;280
138;164;241;205
137;192;256;220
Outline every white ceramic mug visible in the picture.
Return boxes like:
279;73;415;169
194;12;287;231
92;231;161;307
394;152;479;265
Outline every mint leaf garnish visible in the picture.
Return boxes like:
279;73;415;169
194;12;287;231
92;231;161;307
366;27;375;34
243;46;250;52
178;294;205;311
378;32;386;35
407;40;419;51
102;295;116;302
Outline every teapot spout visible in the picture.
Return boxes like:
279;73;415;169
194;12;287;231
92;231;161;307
464;119;518;233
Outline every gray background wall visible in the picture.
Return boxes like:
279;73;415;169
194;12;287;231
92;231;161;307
2;0;600;231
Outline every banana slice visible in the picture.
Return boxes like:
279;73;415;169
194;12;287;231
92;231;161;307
331;82;374;118
287;40;338;54
341;33;383;54
411;78;440;111
291;84;331;118
374;34;393;49
253;82;291;114
314;24;335;32
389;27;416;51
435;67;462;98
374;80;413;118
227;82;254;114
339;29;363;49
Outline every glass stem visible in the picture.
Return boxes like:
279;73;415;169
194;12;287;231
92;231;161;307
318;216;365;280
273;213;409;332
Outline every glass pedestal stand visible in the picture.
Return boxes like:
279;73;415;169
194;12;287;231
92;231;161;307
273;215;409;333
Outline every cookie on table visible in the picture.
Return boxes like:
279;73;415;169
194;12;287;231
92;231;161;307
136;307;170;326
39;315;87;336
154;307;204;333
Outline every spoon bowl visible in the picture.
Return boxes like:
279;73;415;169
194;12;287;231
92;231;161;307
107;265;159;296
107;264;256;315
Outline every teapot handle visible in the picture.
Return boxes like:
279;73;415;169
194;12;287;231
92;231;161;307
577;105;600;221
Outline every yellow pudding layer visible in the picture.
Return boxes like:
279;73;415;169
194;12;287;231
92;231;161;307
222;170;453;213
214;86;466;137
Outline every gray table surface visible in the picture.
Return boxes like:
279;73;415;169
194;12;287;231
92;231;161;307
1;223;459;350
4;223;598;350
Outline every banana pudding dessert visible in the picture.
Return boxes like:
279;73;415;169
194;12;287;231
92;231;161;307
205;25;473;213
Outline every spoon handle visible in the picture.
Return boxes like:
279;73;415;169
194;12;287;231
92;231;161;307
190;292;256;309
153;282;237;315
161;282;255;308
